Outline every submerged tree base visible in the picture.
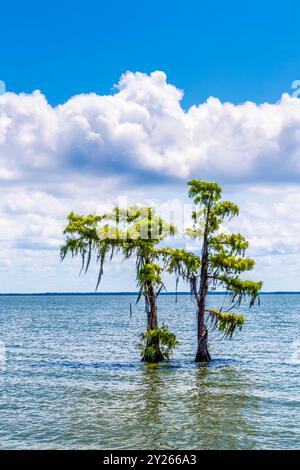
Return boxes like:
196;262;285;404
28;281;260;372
139;325;179;363
142;349;165;363
195;349;211;363
142;339;165;363
195;328;211;363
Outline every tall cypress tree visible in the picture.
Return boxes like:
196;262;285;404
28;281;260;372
185;180;263;362
60;206;178;363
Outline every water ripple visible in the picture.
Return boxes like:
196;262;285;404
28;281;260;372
0;294;299;449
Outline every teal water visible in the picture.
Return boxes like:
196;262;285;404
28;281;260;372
0;294;299;449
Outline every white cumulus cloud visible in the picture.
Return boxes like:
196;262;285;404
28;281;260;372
1;70;300;291
1;70;300;185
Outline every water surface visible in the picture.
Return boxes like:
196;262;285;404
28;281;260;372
0;294;299;449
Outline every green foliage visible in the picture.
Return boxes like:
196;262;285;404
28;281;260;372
211;201;239;219
188;180;222;206
185;179;262;340
138;263;161;285
160;248;201;281
61;205;176;292
139;325;179;361
103;206;176;244
210;233;249;254
207;309;245;339
218;276;263;307
209;254;255;273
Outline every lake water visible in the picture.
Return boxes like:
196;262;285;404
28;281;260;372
0;294;299;449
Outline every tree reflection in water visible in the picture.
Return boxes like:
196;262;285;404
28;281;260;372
134;361;259;450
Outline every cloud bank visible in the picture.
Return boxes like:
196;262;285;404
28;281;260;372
1;70;300;292
2;70;300;185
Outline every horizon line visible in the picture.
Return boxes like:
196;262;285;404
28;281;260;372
0;291;299;296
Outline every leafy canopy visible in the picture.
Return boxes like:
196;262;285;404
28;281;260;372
167;180;263;338
61;206;176;292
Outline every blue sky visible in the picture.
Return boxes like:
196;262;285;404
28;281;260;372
1;0;300;105
1;1;300;292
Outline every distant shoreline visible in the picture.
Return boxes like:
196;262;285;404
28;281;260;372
0;291;299;296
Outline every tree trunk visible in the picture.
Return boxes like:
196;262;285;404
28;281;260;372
143;281;164;363
195;288;211;362
195;324;211;362
195;216;211;363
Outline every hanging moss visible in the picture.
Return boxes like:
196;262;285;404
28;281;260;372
207;309;245;339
